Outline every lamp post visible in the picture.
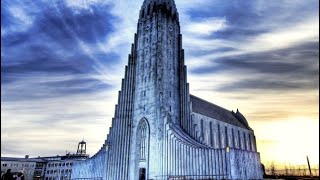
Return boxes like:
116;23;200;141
307;156;313;178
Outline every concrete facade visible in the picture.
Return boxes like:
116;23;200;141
1;158;38;180
1;141;88;180
71;0;263;179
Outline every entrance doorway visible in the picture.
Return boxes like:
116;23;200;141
139;168;146;180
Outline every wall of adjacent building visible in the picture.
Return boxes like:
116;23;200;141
1;161;36;180
44;160;74;180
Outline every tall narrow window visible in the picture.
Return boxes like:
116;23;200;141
232;128;235;148
248;134;252;151
238;130;241;149
225;126;228;147
243;132;247;150
218;124;221;148
140;122;147;160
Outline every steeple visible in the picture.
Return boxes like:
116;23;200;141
139;0;178;20
76;139;87;155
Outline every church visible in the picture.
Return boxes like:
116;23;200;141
71;0;263;179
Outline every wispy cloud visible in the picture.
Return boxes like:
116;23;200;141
1;0;319;165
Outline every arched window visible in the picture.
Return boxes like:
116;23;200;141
140;122;147;160
138;119;149;161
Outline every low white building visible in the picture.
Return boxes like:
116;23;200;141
1;156;45;180
1;141;89;180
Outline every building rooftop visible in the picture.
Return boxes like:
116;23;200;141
1;157;47;163
190;95;251;130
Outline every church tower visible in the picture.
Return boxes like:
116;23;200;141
130;0;184;179
71;0;263;179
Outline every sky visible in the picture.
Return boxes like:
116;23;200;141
1;0;319;167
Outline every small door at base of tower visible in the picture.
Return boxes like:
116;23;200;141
139;168;146;180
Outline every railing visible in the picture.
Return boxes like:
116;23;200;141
154;175;228;180
71;178;103;180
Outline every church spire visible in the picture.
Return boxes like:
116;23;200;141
140;0;178;20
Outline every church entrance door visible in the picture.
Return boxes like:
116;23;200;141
139;168;146;180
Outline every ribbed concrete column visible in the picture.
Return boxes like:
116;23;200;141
181;144;185;176
163;125;167;176
205;149;210;176
122;65;130;179
115;89;124;180
196;148;200;176
175;141;178;176
210;149;215;176
218;149;222;179
187;146;191;176
222;150;227;178
169;137;173;177
201;148;204;176
118;79;126;179
124;54;134;179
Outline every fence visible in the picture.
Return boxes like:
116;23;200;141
71;178;103;180
154;175;228;180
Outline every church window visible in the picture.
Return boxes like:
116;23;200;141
170;106;172;112
205;129;209;144
238;130;241;149
232;128;235;148
169;91;172;97
225;126;228;147
243;132;247;150
217;124;221;148
210;122;214;147
139;120;148;160
248;134;252;151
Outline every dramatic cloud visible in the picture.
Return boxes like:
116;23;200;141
1;0;319;166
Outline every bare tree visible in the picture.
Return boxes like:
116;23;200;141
302;165;307;176
297;165;302;176
313;165;319;177
284;165;289;176
270;161;276;176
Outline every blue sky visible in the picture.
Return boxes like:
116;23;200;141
1;0;319;166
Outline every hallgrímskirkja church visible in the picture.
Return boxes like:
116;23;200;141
71;0;263;179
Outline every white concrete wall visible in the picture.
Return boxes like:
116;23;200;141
71;147;107;180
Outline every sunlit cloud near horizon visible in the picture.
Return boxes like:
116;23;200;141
1;0;319;167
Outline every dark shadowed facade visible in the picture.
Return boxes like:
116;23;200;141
71;0;263;179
